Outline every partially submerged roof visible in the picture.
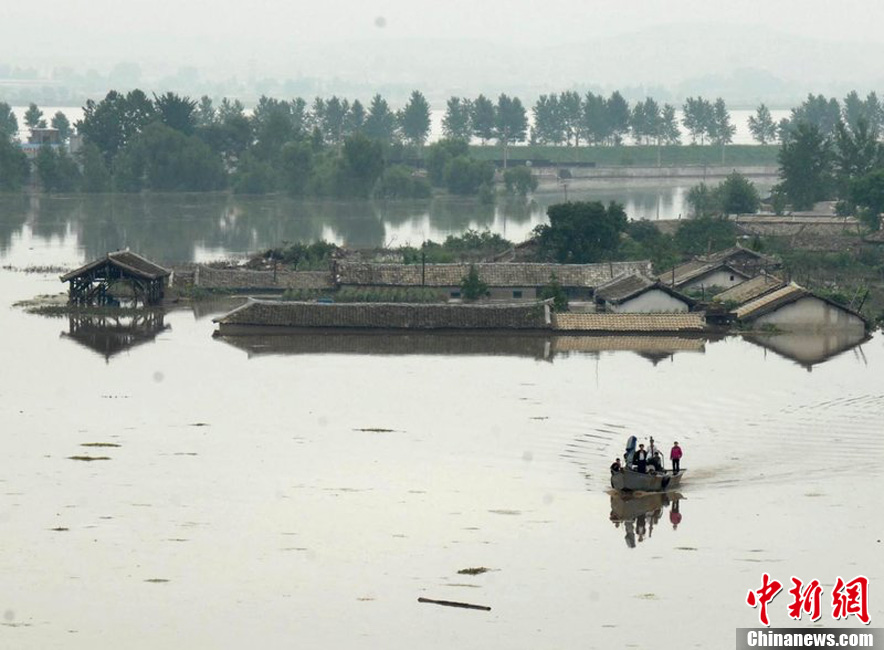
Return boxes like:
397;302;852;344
657;260;750;288
61;250;171;283
734;283;866;324
595;272;695;306
337;261;652;289
713;273;785;306
553;312;706;333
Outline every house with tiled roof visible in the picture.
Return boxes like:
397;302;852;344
733;283;867;332
712;272;785;307
594;273;695;313
336;261;652;301
552;312;706;333
657;245;779;296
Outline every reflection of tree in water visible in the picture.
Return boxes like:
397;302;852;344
428;196;495;235
609;492;683;549
498;198;539;226
0;195;28;254
61;310;169;361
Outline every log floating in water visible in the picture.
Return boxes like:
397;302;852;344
418;597;491;611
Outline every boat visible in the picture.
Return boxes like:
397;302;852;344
610;435;685;492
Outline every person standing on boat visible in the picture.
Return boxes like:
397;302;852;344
635;444;648;473
670;441;683;474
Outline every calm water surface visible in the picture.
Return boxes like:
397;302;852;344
1;205;881;649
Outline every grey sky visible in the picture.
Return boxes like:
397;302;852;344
2;0;884;98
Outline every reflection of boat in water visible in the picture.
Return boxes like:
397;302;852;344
610;435;685;492
609;491;683;548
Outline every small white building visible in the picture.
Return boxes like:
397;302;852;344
594;273;695;313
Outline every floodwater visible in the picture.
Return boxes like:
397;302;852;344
0;180;775;265
1;204;882;649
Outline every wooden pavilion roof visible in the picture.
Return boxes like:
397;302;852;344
60;250;171;283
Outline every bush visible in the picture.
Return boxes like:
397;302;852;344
374;165;432;199
460;264;488;300
503;166;538;196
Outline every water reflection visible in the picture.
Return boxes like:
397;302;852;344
744;330;870;370
609;492;683;549
0;181;775;267
214;331;710;362
60;310;169;361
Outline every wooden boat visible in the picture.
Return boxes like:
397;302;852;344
611;466;684;492
610;435;685;492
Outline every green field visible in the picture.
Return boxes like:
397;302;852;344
468;144;780;167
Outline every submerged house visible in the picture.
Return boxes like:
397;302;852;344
336;261;652;301
594;273;695;313
712;272;785;307
657;245;779;296
60;250;171;306
657;260;751;296
733;283;867;332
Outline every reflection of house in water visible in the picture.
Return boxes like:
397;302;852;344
61;311;169;361
610;492;683;549
744;330;870;371
215;331;708;364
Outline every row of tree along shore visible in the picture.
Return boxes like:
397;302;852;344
0;89;882;204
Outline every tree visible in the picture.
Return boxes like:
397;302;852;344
340;133;384;197
426;138;469;187
471;94;496;144
195;96;216;128
532;94;563;145
35;146;80;192
559;91;582;146
717;172;760;214
279;140;314;197
460;264;488;300
398;90;431;147
154;92;197;135
79;142;112;193
24;102;43;129
682;96;713;144
583;91;611;145
50;111;71;141
607;92;630;145
0;137;28;190
344;99;365;137
850;169;884;230
532;201;628;263
76;89;157;163
686;182;717;218
659;104;681;145
363;94;396;142
674;216;737;256
748;104;777;145
834;118;884;195
709;98;736;162
444;156;493;195
777;121;833;210
0;102;19;140
442;97;472;142
540;273;569;311
630;97;661;145
495;94;527;167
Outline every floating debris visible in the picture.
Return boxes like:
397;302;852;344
50;527;69;532
675;547;698;551
144;578;170;583
80;443;121;448
488;509;521;516
354;428;396;433
457;567;491;575
68;456;111;462
418;597;491;611
635;593;659;600
189;423;210;427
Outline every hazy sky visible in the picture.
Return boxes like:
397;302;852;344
3;0;884;96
